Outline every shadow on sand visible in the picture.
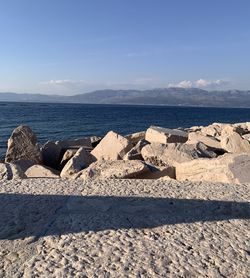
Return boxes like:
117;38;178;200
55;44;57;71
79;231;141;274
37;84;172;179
0;193;249;240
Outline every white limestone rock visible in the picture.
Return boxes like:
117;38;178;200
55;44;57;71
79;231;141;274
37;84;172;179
220;130;250;153
78;160;150;180
60;147;95;179
91;131;133;160
145;126;188;144
175;153;250;184
25;165;59;178
141;142;215;167
56;138;92;149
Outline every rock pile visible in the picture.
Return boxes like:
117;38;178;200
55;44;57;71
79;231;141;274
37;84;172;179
1;122;250;183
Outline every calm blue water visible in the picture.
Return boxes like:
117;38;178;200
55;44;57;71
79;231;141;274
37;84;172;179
1;102;250;159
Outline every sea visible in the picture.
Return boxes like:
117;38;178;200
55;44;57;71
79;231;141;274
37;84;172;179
1;102;250;159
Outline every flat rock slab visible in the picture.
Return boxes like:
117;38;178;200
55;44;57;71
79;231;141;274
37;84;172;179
146;126;188;144
0;179;249;277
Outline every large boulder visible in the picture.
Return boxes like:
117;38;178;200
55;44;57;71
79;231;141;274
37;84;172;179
78;160;150;180
141;143;167;166
220;130;250;153
5;125;42;164
125;131;146;145
175;153;250;184
91;131;133;160
123;139;150;160
141;142;216;167
60;147;95;179
145;126;188;144
25;165;59;178
187;132;221;149
0;163;26;180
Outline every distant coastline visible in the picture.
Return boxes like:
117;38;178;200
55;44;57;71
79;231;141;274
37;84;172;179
1;100;250;110
1;88;250;108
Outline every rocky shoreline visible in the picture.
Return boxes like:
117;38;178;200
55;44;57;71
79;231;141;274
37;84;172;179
1;123;250;277
1;122;250;183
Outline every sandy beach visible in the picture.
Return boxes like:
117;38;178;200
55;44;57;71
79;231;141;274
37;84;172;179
0;178;249;277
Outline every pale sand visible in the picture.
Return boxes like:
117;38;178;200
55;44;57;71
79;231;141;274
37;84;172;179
0;179;249;277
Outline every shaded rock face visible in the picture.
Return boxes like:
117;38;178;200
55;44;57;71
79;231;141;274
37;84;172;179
78;160;150;180
145;126;188;144
60;147;96;179
175;153;250;184
13;159;36;172
41;141;62;169
5;125;42;164
41;138;92;170
25;165;59;178
141;142;216;167
139;165;176;179
123;139;150;160
91;131;133;160
0;163;26;180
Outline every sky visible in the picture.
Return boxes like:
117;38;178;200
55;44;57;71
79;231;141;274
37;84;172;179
0;0;250;95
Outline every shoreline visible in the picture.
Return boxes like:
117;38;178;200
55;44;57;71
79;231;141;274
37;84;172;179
2;99;250;109
1;122;250;184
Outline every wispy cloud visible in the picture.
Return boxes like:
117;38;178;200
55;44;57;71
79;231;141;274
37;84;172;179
41;79;72;85
39;79;94;94
168;79;230;89
168;80;193;89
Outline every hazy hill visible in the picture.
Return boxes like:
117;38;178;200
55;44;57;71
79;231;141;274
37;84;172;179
1;88;250;108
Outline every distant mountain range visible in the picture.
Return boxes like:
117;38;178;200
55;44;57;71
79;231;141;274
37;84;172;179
1;88;250;108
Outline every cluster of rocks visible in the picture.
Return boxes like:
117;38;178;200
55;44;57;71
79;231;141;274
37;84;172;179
1;122;250;184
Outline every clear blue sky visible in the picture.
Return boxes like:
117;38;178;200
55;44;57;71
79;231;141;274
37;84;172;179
0;0;250;94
